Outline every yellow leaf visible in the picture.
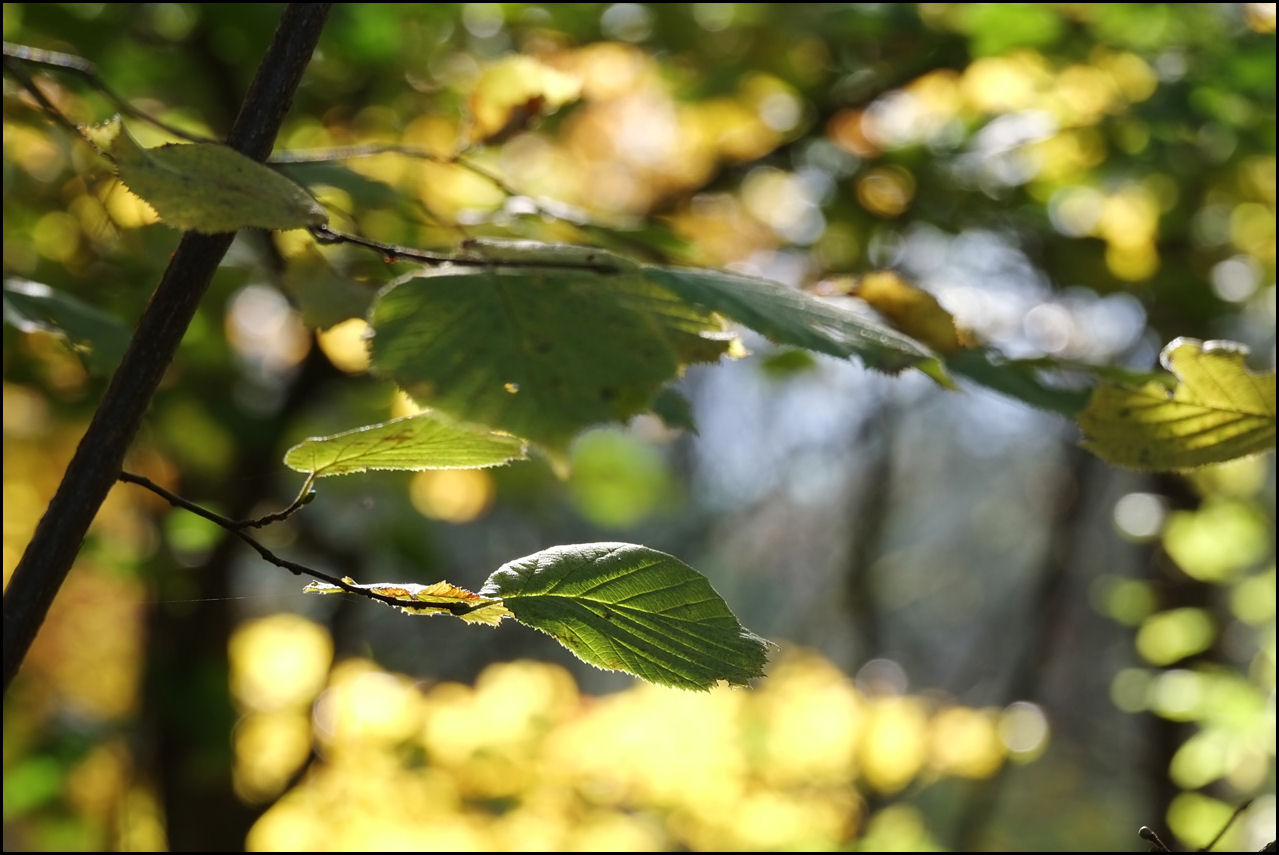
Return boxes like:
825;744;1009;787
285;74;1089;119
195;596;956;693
469;55;582;143
302;579;512;626
1078;337;1277;471
848;271;974;355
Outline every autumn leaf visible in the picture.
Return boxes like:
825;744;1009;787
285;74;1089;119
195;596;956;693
303;578;511;626
847;270;973;356
1078;337;1276;470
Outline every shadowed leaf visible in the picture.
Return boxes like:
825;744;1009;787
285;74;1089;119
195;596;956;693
368;255;733;454
3;278;130;376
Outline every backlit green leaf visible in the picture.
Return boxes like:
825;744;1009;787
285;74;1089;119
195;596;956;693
90;117;328;234
480;542;770;690
283;411;526;477
368;262;733;453
1078;338;1276;470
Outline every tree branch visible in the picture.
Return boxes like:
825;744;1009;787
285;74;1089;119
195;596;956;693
3;3;333;696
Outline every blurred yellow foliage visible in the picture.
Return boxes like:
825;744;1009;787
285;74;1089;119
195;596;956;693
245;648;1016;851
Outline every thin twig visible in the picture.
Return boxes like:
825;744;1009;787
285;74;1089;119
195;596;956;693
3;41;212;142
277;143;669;259
2;55;103;153
1200;799;1253;852
118;471;489;617
233;473;317;529
307;223;627;273
1140;825;1172;852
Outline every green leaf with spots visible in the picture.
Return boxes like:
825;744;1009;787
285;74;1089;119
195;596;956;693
643;266;950;384
89;117;327;234
480;542;770;690
367;262;733;453
1078;337;1276;471
283;411;526;477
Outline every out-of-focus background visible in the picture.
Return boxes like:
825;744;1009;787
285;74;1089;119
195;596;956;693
3;3;1274;851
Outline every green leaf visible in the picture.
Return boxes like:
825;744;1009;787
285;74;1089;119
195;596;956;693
2;277;130;375
480;542;770;690
649;386;698;433
90;117;328;233
280;245;373;330
643;266;950;384
947;348;1093;417
1078;338;1277;471
275;161;403;211
368;261;733;453
283;411;527;477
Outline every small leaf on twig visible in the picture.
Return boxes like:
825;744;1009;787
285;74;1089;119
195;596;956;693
283;411;526;478
87;117;327;233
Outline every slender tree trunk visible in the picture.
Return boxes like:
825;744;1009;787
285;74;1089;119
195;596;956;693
2;3;333;695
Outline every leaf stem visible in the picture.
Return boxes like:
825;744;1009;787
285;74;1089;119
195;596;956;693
233;473;317;529
118;470;474;614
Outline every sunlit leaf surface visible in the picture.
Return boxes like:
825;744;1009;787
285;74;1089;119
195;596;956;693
87;117;328;233
283;412;526;477
368;260;733;453
481;542;770;690
1079;338;1277;470
303;579;511;625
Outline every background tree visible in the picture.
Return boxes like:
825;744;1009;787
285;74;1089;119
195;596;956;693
3;3;1274;851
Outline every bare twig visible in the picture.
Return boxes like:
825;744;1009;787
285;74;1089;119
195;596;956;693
2;54;102;150
1140;825;1172;852
233;473;317;529
1200;798;1253;852
118;471;492;618
307;223;627;273
3;41;212;142
278;143;669;260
